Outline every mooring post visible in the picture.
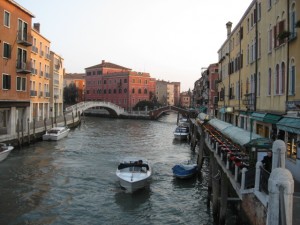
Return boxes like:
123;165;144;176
27;118;30;145
21;118;24;146
267;168;294;225
33;118;36;140
212;157;220;222
207;150;212;209
219;171;228;225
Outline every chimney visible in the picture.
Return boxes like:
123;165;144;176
226;21;233;37
102;60;105;64
33;23;40;32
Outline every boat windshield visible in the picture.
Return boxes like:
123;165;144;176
48;129;59;134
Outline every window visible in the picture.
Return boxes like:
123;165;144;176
289;59;296;95
18;19;28;41
2;74;11;90
280;62;285;94
132;88;135;94
268;68;272;95
290;3;297;39
138;89;141;94
275;64;279;95
257;73;260;97
17;48;27;69
4;11;10;27
16;77;26;91
268;25;273;53
3;42;11;58
268;0;272;10
144;89;148;94
257;3;261;21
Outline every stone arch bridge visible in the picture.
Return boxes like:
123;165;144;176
65;102;196;119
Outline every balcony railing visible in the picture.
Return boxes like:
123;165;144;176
30;90;37;97
243;93;255;109
16;61;31;74
17;31;32;46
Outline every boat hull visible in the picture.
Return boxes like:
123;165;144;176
117;174;151;193
42;127;70;141
116;157;152;193
0;146;14;162
172;164;198;179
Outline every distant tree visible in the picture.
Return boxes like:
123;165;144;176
63;83;78;104
133;100;161;110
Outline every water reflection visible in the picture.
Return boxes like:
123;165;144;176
114;188;151;211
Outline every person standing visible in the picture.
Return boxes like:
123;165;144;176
262;151;272;172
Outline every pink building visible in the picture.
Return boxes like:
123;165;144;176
85;60;156;110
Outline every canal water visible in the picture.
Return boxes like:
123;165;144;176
0;113;214;225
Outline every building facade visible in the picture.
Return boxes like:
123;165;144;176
85;60;156;111
216;0;300;180
50;51;64;118
64;73;86;103
0;0;34;136
180;91;191;108
30;23;51;122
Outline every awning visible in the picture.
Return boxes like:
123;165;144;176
199;106;207;113
251;112;282;124
208;118;271;147
219;107;226;114
276;117;300;134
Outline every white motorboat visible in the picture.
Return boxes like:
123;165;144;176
116;157;152;193
173;126;189;140
42;126;70;141
0;143;14;162
178;117;189;127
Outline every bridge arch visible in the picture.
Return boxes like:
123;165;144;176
65;101;125;117
149;106;192;119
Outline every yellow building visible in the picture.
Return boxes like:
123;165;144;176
216;0;300;179
30;23;51;121
217;0;289;138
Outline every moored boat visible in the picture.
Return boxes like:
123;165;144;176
173;126;189;140
116;157;152;193
172;163;198;179
0;143;14;162
42;126;70;141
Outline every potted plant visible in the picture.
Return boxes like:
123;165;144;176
277;30;291;40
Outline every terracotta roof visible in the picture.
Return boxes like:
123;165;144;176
85;60;131;70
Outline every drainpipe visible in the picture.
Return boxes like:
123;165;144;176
254;1;258;113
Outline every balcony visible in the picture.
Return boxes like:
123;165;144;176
17;31;32;46
45;92;50;98
30;90;37;97
16;61;31;74
32;46;38;54
243;93;255;110
45;73;50;79
45;53;51;60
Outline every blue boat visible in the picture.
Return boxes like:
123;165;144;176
172;163;198;179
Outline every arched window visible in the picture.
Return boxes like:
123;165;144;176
132;88;135;94
290;3;297;38
104;89;106;94
289;59;296;95
124;88;127;93
138;89;141;94
119;89;122;94
144;89;148;94
113;89;116;94
108;89;111;94
268;68;272;95
280;62;285;94
275;64;279;94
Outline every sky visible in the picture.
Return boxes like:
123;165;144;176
16;0;252;91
